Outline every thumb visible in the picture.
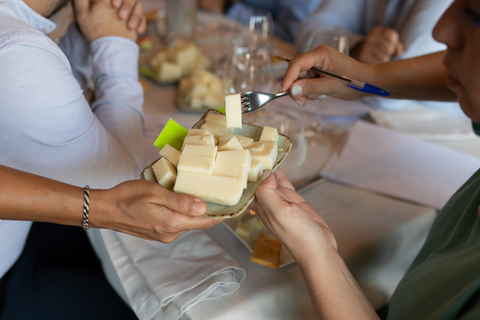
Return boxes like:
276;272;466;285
159;190;208;217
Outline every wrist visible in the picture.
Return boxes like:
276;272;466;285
87;188;114;229
286;241;339;267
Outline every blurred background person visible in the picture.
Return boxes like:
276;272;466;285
296;0;463;115
198;0;323;44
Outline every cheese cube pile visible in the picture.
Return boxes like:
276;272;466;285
150;41;210;83
178;69;224;110
152;113;280;207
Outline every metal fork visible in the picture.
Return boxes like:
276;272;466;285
241;91;289;114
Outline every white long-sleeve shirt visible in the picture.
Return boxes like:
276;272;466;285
297;0;452;57
295;0;463;114
0;0;144;279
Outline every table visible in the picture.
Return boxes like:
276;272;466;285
141;89;439;318
137;13;444;317
47;4;480;319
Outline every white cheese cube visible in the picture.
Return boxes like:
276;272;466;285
225;93;242;129
259;126;279;143
193;53;211;71
187;129;211;136
153;60;182;83
248;159;263;182
173;172;243;206
182;134;216;148
174;171;212;199
150;50;167;69
201;121;228;139
248;141;278;170
166;42;199;76
219;132;254;148
159;144;181;168
152;158;177;189
178;70;222;109
181;144;217;157
214;150;251;188
205;113;227;127
177;155;216;174
209;175;244;206
217;136;244;151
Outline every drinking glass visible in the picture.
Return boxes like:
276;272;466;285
165;0;197;42
223;8;274;91
235;9;274;54
302;35;349;143
223;36;273;94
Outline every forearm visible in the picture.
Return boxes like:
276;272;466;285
0;165;126;231
370;51;455;101
0;165;85;226
90;37;145;171
294;248;379;320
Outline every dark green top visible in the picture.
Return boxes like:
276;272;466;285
387;146;480;318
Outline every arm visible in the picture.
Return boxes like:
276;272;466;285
0;165;222;243
281;45;455;106
252;170;379;319
60;0;146;90
0;0;143;187
348;0;451;64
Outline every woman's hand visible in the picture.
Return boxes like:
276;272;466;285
251;169;337;262
91;180;224;243
281;45;375;106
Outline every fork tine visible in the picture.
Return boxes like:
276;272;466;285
240;93;250;110
240;91;288;114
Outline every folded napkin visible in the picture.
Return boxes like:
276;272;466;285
100;229;245;320
369;109;475;141
321;120;480;210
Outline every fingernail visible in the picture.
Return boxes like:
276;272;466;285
193;200;206;214
262;170;271;181
291;85;303;96
295;99;304;107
